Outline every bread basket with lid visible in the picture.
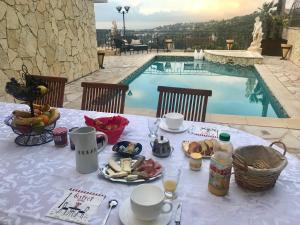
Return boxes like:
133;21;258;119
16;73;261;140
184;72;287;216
232;141;288;191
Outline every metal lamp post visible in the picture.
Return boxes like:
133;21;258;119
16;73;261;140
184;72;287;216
116;6;130;38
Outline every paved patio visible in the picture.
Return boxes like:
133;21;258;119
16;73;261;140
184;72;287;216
62;52;300;159
63;53;155;109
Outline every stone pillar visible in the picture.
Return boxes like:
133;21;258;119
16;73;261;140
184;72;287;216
287;27;300;66
0;0;98;102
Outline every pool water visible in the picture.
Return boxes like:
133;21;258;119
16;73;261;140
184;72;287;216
123;57;287;118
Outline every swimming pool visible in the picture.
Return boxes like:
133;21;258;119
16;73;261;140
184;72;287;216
122;56;288;118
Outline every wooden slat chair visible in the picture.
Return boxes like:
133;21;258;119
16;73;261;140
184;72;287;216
156;86;212;122
81;82;129;114
26;74;68;108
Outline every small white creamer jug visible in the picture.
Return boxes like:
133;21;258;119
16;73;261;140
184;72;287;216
70;126;108;174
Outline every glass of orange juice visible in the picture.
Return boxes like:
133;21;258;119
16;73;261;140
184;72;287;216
162;169;181;199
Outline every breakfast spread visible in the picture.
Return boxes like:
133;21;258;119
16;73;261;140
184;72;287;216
182;139;216;157
101;156;162;183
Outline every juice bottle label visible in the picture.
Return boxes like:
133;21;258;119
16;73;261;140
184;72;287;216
208;159;232;194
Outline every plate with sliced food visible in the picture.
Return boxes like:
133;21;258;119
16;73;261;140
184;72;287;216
99;156;162;183
182;139;216;158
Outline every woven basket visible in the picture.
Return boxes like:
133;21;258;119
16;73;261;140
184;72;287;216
233;141;288;191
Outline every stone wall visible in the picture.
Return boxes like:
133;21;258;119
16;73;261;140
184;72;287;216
287;27;300;66
0;0;98;101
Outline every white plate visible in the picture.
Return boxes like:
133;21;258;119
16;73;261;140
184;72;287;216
159;120;188;133
98;160;162;184
119;198;172;225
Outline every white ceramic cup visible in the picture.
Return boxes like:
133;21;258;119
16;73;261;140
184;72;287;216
130;184;173;221
164;112;184;130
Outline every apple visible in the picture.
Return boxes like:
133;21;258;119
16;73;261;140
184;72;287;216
37;85;48;95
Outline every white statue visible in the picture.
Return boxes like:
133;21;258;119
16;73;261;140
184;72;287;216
111;20;118;38
248;17;264;54
194;49;204;60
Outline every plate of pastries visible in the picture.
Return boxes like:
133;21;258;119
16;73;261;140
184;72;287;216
99;156;162;183
182;139;216;158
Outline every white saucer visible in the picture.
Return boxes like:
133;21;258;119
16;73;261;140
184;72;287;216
159;121;188;133
119;198;172;225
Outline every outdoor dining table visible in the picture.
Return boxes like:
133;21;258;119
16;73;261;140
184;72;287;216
0;102;300;225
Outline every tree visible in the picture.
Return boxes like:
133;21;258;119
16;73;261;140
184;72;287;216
277;0;286;14
258;1;277;38
258;1;289;39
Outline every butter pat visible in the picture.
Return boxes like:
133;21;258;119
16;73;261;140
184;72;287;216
120;158;132;173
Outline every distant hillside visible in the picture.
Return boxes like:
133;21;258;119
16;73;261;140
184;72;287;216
150;12;259;49
96;12;260;50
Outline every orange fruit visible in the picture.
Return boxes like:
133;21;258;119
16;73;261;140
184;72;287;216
34;108;42;115
40;115;49;125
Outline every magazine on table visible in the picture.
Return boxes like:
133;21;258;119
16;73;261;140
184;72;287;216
47;188;106;224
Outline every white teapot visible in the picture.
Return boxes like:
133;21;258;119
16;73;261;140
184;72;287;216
70;127;108;174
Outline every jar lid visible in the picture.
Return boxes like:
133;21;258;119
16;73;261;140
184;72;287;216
219;132;230;141
53;127;68;135
191;152;202;159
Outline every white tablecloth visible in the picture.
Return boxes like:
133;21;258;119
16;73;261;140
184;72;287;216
0;102;300;225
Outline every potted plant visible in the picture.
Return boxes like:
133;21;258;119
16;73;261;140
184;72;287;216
259;1;289;56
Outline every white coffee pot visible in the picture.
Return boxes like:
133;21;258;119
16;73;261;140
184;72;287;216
70;126;108;174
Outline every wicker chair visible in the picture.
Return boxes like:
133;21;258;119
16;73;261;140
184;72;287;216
26;74;67;108
81;82;129;113
156;86;212;122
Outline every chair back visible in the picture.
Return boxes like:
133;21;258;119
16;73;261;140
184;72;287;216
26;74;67;108
114;39;124;49
156;86;212;122
81;82;129;113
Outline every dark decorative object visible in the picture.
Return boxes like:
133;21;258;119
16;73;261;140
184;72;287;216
4;65;60;146
5;65;48;116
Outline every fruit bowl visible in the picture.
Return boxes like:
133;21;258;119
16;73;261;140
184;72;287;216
84;115;129;144
4;106;60;146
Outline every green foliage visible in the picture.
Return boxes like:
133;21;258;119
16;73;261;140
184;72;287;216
148;13;258;50
258;1;289;39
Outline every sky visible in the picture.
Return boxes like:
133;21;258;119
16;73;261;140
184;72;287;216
94;0;295;30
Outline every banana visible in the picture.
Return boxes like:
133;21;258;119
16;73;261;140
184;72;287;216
12;110;33;118
33;103;42;110
41;104;50;112
13;116;43;126
48;108;60;124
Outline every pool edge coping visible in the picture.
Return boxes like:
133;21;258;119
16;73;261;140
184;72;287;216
255;64;300;119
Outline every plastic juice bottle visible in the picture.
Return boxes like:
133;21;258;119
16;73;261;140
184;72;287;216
214;133;234;155
208;133;233;196
208;151;233;196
